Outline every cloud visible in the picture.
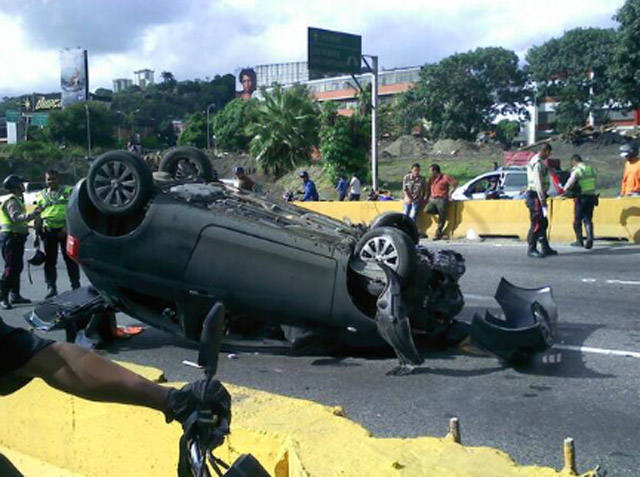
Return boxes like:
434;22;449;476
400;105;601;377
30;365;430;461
0;0;627;97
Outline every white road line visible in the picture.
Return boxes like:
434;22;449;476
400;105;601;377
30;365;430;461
554;344;640;359
581;278;597;283
605;279;640;286
463;294;495;302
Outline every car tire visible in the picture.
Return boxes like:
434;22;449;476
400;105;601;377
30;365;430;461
369;212;420;244
87;151;153;216
353;227;417;283
159;146;214;182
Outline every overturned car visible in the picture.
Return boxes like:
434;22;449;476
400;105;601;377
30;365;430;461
39;148;557;372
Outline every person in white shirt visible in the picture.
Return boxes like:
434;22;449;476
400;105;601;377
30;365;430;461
349;173;361;201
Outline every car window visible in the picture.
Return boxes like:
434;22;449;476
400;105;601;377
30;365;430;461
24;182;45;192
503;173;527;190
467;175;499;194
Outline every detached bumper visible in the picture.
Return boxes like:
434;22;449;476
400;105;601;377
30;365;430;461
470;278;557;364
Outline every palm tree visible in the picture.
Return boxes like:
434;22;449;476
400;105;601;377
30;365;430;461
246;84;319;175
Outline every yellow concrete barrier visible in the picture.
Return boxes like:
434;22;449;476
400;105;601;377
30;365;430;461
0;363;596;476
296;196;640;244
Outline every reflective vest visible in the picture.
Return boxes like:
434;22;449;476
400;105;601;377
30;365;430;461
526;155;549;192
36;186;73;229
0;194;28;233
574;163;596;195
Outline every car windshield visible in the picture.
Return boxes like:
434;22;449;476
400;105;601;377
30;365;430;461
502;173;527;191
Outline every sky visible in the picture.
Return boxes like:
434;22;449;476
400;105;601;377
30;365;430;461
0;0;627;98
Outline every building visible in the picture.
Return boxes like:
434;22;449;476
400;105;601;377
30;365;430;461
133;69;155;88
254;61;309;88
113;78;133;92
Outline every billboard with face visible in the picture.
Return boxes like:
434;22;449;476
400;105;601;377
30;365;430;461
60;48;89;108
236;67;257;100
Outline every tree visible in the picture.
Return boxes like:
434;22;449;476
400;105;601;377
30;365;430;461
526;27;617;130
178;111;207;148
246;84;319;175
494;119;520;148
396;47;527;140
48;101;115;148
212;98;256;152
611;0;640;108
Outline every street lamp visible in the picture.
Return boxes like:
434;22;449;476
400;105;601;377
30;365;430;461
84;103;92;158
206;102;216;150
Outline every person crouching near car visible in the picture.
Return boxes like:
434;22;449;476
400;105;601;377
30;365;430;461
425;164;457;240
35;169;80;299
402;163;427;221
525;143;557;258
562;154;598;249
0;174;42;309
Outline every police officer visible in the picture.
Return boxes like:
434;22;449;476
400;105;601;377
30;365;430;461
562;154;597;249
35;169;80;299
0;174;41;309
525;143;558;258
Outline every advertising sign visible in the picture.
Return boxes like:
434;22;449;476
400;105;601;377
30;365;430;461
60;48;89;108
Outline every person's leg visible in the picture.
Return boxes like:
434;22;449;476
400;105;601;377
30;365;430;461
9;235;29;302
59;232;80;289
571;197;584;246
403;202;411;217
409;202;420;221
526;194;543;258
43;230;59;298
435;198;448;238
582;195;596;249
0;233;12;309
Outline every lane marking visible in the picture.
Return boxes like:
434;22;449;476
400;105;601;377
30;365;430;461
581;278;597;283
463;294;495;302
554;344;640;359
606;279;640;286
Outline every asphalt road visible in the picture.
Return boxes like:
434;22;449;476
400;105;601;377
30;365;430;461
3;239;639;476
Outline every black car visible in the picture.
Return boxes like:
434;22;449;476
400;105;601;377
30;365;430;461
59;147;556;372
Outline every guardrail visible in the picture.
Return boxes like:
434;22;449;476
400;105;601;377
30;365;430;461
296;197;640;244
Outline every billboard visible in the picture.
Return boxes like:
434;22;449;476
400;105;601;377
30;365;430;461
60;48;89;108
236;67;257;100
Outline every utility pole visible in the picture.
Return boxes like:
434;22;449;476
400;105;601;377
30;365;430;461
363;55;379;191
84;103;91;158
206;103;216;150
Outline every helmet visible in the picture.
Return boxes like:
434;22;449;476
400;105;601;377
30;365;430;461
233;166;244;175
28;249;46;266
299;170;308;178
3;174;24;192
620;143;638;158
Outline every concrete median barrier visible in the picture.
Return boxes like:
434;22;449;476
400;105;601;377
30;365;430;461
297;196;640;244
0;362;596;476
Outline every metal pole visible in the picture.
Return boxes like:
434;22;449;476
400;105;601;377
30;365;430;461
84;104;92;157
206;103;216;150
371;55;379;191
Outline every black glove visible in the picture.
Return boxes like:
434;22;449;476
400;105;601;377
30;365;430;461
164;378;232;444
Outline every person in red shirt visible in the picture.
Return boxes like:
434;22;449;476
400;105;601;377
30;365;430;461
425;164;457;240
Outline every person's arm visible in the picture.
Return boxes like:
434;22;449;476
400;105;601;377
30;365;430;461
447;176;458;198
402;176;411;203
301;182;311;201
18;342;169;411
562;170;579;193
621;165;628;196
6;198;40;223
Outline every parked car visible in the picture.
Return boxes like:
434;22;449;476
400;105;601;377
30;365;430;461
22;181;46;206
58;147;556;372
451;167;569;201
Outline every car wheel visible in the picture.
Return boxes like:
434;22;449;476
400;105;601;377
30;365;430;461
159;146;214;182
353;227;417;283
369;212;420;244
87;151;153;216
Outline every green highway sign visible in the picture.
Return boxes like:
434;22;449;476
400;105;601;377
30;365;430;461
5;110;21;122
308;27;361;74
31;113;49;127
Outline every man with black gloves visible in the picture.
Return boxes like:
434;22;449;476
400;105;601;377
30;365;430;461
35;169;81;299
0;175;41;309
0;316;231;454
562;154;598;249
525;144;557;258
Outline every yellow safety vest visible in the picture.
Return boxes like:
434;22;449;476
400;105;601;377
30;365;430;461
37;186;73;229
574;163;596;195
0;194;29;234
